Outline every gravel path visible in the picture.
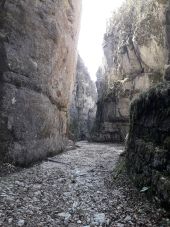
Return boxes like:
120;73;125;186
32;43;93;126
0;141;169;227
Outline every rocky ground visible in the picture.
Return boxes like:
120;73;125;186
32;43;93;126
0;142;169;227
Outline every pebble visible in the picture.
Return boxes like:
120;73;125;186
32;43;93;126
90;222;98;227
93;213;106;225
124;215;132;222
86;217;91;224
106;219;111;225
15;181;24;187
34;191;41;196
17;219;25;226
8;218;13;224
72;201;78;212
57;212;71;225
116;223;124;227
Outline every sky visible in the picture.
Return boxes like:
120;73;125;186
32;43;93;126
78;0;125;81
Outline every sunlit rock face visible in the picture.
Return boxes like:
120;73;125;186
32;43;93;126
92;0;169;142
0;0;81;165
69;56;97;140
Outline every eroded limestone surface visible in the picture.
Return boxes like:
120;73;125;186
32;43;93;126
0;0;81;165
92;0;170;142
0;142;169;226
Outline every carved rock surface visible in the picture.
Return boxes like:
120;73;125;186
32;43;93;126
92;0;170;142
0;0;81;165
69;56;97;140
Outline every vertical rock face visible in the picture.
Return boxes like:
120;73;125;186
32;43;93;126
92;0;169;142
125;0;170;208
69;56;97;140
0;0;81;165
126;82;170;208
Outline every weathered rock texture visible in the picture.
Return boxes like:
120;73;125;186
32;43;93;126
92;0;170;142
0;0;81;165
69;56;97;140
126;82;170;208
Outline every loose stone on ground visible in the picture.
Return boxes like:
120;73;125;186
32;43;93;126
0;142;169;226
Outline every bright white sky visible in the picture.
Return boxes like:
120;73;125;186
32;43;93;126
78;0;125;81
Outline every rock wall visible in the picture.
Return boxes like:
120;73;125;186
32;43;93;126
69;56;97;140
125;0;170;208
126;82;170;208
92;0;169;142
0;0;81;165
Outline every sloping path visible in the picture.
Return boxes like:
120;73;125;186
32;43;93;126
0;141;169;227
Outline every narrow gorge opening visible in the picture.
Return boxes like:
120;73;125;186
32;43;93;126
0;0;169;226
69;0;125;142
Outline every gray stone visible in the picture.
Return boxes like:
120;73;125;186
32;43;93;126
106;219;111;226
8;218;13;224
17;219;25;227
124;215;132;222
57;212;71;224
15;181;24;187
93;213;106;225
116;223;124;227
90;222;98;227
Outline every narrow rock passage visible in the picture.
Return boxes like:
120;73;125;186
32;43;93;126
0;142;169;227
